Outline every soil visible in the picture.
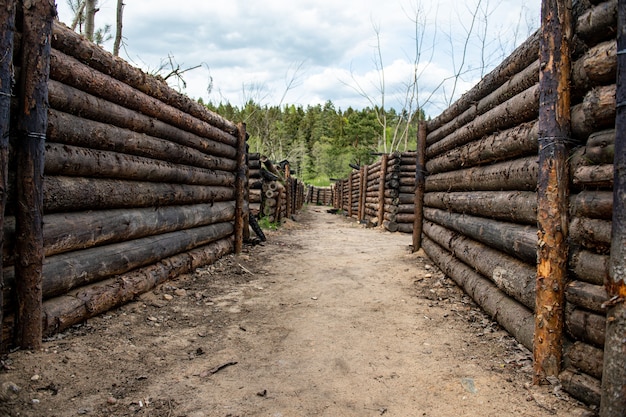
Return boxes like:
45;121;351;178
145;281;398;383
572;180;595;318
0;206;593;417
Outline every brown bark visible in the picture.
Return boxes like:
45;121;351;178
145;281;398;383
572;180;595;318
572;40;617;96
426;121;539;175
575;0;617;44
573;164;614;187
112;0;124;57
422;236;535;350
15;0;56;350
234;123;247;254
41;237;234;336
566;280;608;313
570;191;613;219
44;176;234;213
570;84;616;141
396;223;413;234
424;208;538;264
569;129;615;169
383;220;398;232
48;81;237;158
425;30;540;133
560;368;601;406
47;109;237;163
570;216;612;249
423;221;536;309
426;84;540;159
570;249;610;286
566;341;604;379
534;0;572;384
51;22;237;135
424;191;537;225
44;142;235;187
566;307;606;347
0;0;16;348
425;156;538;192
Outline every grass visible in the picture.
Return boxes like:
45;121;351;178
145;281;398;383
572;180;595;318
258;217;281;230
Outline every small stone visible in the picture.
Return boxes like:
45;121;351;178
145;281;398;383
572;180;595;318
424;273;432;278
147;316;158;322
107;397;117;404
30;374;40;381
163;294;173;301
425;264;432;270
174;289;187;297
31;398;40;404
311;297;318;300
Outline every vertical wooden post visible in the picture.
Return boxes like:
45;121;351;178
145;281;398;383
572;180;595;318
15;0;56;350
600;1;626;414
234;122;247;254
534;0;572;384
413;121;427;252
359;165;368;222
347;173;353;217
0;0;16;349
377;154;388;226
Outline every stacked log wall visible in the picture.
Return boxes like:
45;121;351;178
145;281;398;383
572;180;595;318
420;0;617;406
306;186;333;206
1;21;246;347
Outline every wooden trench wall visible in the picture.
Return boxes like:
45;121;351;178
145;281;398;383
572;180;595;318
332;0;619;408
305;186;333;206
0;11;266;350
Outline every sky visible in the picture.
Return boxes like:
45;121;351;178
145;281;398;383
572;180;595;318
55;0;540;118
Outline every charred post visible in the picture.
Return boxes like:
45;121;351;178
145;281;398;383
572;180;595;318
413;121;427;251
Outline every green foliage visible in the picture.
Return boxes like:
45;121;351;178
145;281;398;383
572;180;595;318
258;217;280;230
202;98;424;181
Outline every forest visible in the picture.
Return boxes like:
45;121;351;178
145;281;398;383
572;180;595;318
202;99;424;185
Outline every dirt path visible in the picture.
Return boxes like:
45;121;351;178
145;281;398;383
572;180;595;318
1;206;590;416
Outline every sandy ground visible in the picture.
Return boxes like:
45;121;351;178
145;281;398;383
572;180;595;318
0;205;593;417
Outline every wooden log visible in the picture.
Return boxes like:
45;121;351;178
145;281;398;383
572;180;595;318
394;213;414;223
426;84;540;159
575;0;617;44
573;164;614;188
248;159;261;170
424;208;537;264
572;40;616;96
560;368;601;406
570;84;616;141
566;307;606;347
424;191;537;225
396;223;413;234
412;123;426;251
422;236;535;350
425;30;540;133
3;202;234;264
41;236;234;336
44;143;235;186
383;220;398;232
44;176;235;213
47;81;238;159
425;156;538;192
566;341;604;380
566;280;608;313
14;0;56;350
49;49;237;147
234;123;247;254
423;221;536;309
570;216;612;249
398;186;414;194
51;22;237;135
47;110;237;167
570;191;613;219
0;0;15;348
426;121;539;175
570;249;610;286
569;130;615;171
396;204;415;214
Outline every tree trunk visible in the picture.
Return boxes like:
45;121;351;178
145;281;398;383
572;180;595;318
566;341;604;380
0;0;16;349
15;0;56;350
112;0;124;56
422;236;535;350
84;0;96;41
234;123;247;254
425;156;538;192
424;191;537;225
424;208;537;264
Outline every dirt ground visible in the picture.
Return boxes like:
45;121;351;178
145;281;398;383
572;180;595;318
0;206;594;417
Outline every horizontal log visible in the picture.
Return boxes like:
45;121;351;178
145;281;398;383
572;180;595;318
566;307;606;347
51;22;237;135
383;220;398;232
426;121;538;175
47;109;237;166
569;248;609;286
396;223;413;234
570;216;612;249
41;236;234;336
44;176;235;213
397;204;414;214
424;208;537;264
44;142;235;186
573;164;614;188
3;202;234;263
422;236;534;350
424;191;537;225
566;281;608;313
559;368;601;407
565;341;603;380
423;221;536;309
398;186;414;194
394;213;414;223
50;49;237;147
572;40;616;95
426;84;539;158
425;156;538;192
575;0;617;44
570;84;616;141
48;81;238;158
570;191;613;219
248;159;261;170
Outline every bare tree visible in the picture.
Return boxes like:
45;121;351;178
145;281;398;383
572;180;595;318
112;0;124;56
84;0;96;41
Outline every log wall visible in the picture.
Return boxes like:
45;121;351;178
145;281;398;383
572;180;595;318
306;186;333;206
1;20;249;348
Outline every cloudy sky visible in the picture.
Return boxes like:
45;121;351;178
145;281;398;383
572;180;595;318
55;0;540;118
